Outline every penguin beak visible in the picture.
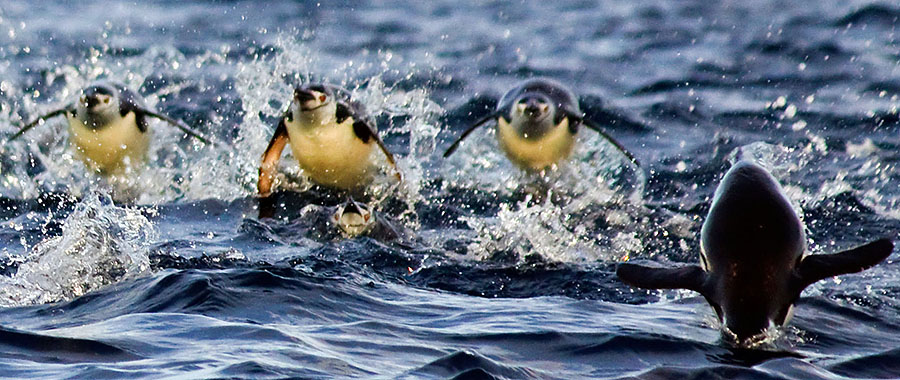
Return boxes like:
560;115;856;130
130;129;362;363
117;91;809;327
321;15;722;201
294;88;316;102
294;88;327;111
343;200;363;215
80;95;94;109
525;102;541;117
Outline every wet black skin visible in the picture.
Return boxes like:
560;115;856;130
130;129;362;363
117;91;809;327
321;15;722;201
293;84;330;107
81;85;113;108
699;161;805;339
617;161;893;342
498;79;580;136
497;79;580;120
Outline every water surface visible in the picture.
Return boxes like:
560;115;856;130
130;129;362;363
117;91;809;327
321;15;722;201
0;1;899;378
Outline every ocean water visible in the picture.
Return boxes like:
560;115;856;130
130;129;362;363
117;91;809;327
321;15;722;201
0;0;898;378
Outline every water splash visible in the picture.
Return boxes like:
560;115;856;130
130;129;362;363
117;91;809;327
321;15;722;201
2;45;218;203
1;30;442;204
439;115;647;263
0;191;155;306
230;34;444;211
355;76;444;225
463;195;644;263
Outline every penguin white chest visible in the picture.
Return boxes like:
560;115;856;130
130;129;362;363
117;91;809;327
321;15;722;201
496;117;575;171
285;117;375;189
67;112;150;173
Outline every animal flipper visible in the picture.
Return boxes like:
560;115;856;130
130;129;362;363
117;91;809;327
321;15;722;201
140;108;210;144
258;118;289;197
617;262;711;297
442;112;498;158
351;119;402;183
577;116;640;167
8;107;71;142
791;238;893;295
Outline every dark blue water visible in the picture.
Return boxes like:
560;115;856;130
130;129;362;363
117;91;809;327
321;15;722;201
0;1;899;378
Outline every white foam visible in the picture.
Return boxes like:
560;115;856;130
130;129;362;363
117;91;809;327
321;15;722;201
0;191;155;306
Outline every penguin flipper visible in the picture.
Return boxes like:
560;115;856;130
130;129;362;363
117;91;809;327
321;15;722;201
258;118;289;197
442;113;497;158
617;261;710;296
140;108;210;144
792;238;893;295
576;116;640;167
351;119;402;183
8;107;71;142
114;85;149;132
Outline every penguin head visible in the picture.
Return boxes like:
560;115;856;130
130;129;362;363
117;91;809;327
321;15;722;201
76;83;120;128
290;84;339;126
720;303;779;346
512;94;553;122
507;93;557;139
293;84;336;111
710;260;795;344
331;199;374;237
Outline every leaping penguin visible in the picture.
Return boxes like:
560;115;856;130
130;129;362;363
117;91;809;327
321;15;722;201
443;78;639;171
257;83;400;196
617;160;893;344
9;81;209;174
331;198;376;238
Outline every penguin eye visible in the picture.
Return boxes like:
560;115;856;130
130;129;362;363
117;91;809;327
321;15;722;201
319;95;327;102
103;98;110;104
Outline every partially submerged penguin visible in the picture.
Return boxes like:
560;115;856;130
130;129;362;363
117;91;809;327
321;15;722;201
617;161;893;344
331;198;375;237
283;198;408;242
330;198;380;238
443;78;639;170
257;84;400;196
9;81;208;174
330;198;411;243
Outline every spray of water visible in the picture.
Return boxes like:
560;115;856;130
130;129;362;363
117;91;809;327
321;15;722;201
2;44;218;202
0;190;155;306
441;115;648;262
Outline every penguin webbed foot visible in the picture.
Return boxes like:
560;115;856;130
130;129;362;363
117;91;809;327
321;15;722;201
258;119;289;197
257;165;278;198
